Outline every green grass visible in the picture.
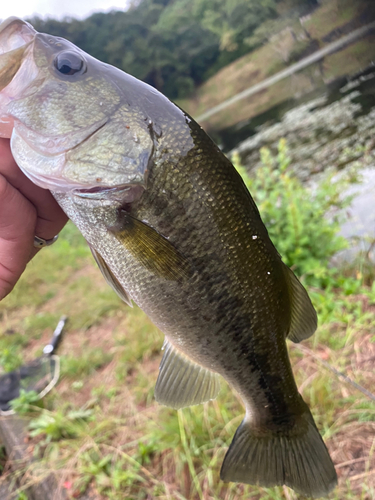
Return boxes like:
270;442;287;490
0;223;90;313
61;348;114;379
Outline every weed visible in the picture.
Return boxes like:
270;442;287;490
28;407;93;443
0;345;23;372
9;390;41;415
134;439;158;465
67;446;148;498
15;493;28;500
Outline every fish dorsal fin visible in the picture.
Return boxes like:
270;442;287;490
284;264;317;343
109;212;192;281
89;245;133;307
155;340;220;409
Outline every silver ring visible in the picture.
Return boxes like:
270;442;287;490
33;234;59;248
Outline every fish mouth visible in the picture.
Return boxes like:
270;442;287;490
0;17;36;54
0;18;38;137
72;184;145;203
0;18;36;90
73;185;128;197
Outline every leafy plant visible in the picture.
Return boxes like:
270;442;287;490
28;408;93;443
233;139;356;287
75;450;145;496
9;390;41;415
15;493;28;500
0;344;23;372
134;438;159;465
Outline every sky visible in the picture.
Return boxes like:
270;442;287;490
1;0;132;21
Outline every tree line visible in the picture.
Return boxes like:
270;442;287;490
28;0;318;99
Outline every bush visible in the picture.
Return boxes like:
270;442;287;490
232;139;356;287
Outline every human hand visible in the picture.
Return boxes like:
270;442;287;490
0;138;68;300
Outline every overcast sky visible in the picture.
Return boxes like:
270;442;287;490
1;0;131;21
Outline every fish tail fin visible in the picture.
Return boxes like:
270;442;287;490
220;408;337;498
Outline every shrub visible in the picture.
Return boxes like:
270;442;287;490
233;139;356;287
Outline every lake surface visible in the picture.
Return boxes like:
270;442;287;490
219;66;375;155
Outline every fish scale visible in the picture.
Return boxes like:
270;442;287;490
0;16;337;498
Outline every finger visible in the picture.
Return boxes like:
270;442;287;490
0;174;37;300
0;138;68;240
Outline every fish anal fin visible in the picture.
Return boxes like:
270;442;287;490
155;340;220;409
89;245;132;307
220;408;337;498
109;212;192;282
284;264;317;343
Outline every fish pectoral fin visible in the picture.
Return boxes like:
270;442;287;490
284;264;317;343
154;339;220;409
109;212;192;281
89;245;133;307
220;408;337;498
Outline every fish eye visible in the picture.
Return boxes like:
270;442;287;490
54;51;86;76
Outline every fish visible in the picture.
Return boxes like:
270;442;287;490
0;17;337;498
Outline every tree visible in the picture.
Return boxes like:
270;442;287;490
27;0;283;99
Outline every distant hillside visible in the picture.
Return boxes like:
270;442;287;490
24;0;317;101
178;0;375;131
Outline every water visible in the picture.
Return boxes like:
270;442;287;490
216;66;375;155
335;168;375;264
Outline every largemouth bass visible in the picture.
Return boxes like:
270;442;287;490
0;17;337;498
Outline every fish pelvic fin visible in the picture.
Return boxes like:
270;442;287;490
284;264;318;343
220;408;337;498
155;339;220;409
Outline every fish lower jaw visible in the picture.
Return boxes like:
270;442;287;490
18;163;131;194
